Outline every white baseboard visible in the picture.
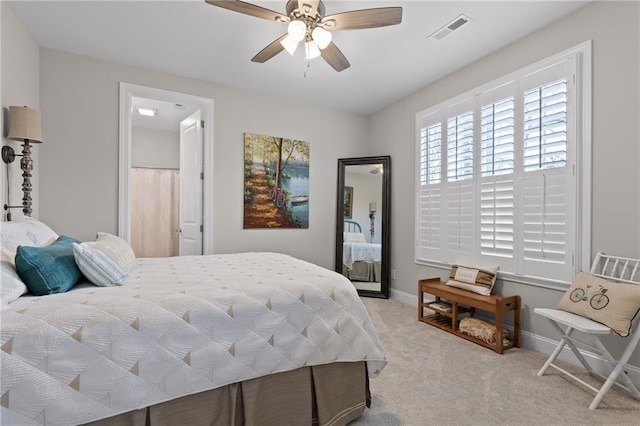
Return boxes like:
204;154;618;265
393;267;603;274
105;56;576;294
522;330;640;388
389;288;640;388
390;288;418;306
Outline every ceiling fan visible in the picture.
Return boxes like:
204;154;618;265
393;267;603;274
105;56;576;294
204;0;403;72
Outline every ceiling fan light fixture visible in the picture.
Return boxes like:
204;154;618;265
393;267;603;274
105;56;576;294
305;40;321;60
311;26;331;49
287;19;307;42
204;0;403;72
281;34;299;55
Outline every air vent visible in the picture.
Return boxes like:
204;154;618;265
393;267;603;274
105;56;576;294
428;14;471;41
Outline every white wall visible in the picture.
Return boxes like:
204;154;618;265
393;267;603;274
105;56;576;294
369;1;640;366
38;49;370;270
1;3;39;219
131;127;179;170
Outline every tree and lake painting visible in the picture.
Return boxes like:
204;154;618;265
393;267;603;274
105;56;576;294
243;132;310;229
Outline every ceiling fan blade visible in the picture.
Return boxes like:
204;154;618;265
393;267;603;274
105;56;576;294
205;0;288;22
321;42;350;72
251;34;288;63
321;7;403;31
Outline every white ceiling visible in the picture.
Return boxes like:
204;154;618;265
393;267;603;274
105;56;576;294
8;0;590;116
131;97;200;131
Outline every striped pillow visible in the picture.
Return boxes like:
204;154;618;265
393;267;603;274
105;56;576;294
445;263;498;296
72;242;127;287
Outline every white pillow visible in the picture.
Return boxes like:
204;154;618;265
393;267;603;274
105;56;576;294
1;261;27;307
0;216;58;267
92;232;136;273
344;232;367;243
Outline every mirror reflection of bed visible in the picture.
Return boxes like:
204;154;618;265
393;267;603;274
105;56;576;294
342;220;381;291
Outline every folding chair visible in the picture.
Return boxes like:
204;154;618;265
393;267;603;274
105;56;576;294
535;252;640;409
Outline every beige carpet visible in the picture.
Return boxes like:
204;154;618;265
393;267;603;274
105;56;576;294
352;298;640;425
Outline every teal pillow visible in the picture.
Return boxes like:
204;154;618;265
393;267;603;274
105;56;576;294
15;235;83;296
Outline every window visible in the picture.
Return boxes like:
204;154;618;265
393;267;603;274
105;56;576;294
415;43;591;286
419;122;442;185
447;111;474;181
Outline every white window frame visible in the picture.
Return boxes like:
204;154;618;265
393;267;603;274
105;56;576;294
414;41;592;290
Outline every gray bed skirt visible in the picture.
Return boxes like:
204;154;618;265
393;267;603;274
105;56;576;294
343;261;381;282
85;361;369;426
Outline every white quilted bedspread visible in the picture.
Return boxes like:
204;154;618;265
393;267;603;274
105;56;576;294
1;252;386;425
343;242;382;269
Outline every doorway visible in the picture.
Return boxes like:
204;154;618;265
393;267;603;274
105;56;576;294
118;83;215;255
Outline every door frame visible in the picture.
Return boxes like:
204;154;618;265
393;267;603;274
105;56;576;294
118;82;215;254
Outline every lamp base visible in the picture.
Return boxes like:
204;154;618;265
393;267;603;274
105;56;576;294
2;146;16;163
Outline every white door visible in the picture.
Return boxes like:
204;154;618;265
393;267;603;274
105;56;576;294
179;110;204;255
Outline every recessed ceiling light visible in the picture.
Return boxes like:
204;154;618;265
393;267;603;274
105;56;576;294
136;107;157;117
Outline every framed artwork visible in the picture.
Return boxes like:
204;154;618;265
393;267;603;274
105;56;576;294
343;186;353;219
243;132;310;229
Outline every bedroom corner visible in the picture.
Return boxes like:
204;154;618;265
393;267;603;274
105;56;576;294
1;2;40;222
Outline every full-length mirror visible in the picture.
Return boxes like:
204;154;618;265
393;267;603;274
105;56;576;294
335;156;390;298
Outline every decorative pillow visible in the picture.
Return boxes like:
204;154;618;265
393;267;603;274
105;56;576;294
556;272;640;337
91;232;136;273
15;235;83;296
1;261;27;307
0;216;58;267
445;263;499;296
344;232;367;243
72;242;128;287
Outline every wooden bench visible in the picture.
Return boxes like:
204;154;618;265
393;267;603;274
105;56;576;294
418;278;521;354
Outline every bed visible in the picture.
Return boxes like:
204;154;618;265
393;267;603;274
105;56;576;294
342;220;382;282
0;217;386;426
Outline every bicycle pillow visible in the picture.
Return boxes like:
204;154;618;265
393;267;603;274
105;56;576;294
556;272;640;337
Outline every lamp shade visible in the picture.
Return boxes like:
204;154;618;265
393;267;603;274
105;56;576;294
305;41;321;60
287;20;306;42
369;202;377;212
280;34;299;55
311;26;332;49
7;106;42;143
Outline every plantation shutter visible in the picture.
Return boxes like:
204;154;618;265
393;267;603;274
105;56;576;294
446;181;474;255
522;171;570;277
480;178;514;257
518;58;575;282
478;82;516;266
416;112;444;260
414;46;585;285
444;100;475;259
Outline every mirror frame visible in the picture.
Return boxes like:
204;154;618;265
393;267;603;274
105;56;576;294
335;156;391;298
